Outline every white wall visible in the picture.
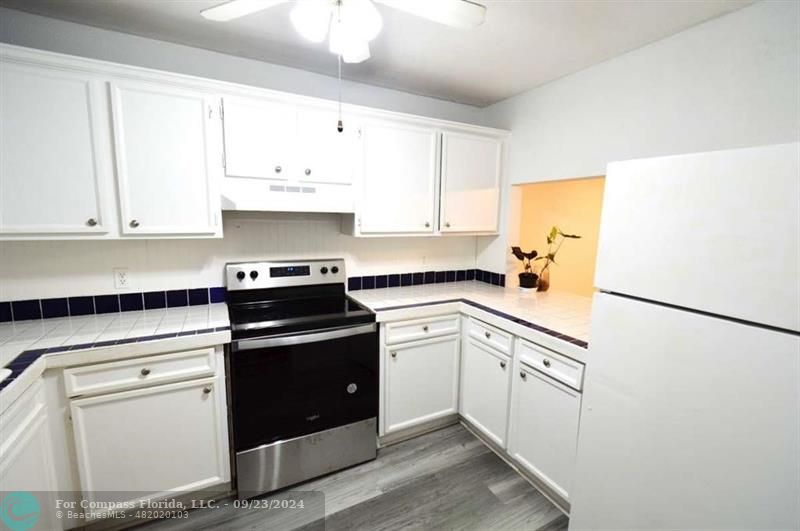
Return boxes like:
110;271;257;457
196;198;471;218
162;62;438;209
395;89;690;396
478;0;800;273
0;7;486;126
0;213;478;301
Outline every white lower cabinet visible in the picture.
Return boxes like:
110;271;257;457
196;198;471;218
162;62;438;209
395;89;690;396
70;374;230;507
0;382;60;530
508;364;581;501
460;337;511;447
384;334;460;434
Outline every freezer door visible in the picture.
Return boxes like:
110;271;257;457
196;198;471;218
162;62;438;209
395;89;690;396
571;292;799;530
595;142;799;332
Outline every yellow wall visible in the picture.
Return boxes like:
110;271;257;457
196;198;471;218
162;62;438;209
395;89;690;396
516;177;605;297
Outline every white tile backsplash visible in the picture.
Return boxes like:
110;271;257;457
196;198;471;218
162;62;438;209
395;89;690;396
0;212;479;301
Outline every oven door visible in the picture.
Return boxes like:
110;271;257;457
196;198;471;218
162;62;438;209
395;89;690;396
230;323;378;452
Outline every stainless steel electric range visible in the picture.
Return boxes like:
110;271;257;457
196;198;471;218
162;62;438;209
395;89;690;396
225;259;378;499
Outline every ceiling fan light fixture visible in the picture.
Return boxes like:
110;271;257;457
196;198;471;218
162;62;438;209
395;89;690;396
346;0;383;42
329;15;371;63
290;0;332;43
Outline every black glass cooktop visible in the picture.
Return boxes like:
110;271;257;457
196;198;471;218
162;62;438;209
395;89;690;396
228;284;375;339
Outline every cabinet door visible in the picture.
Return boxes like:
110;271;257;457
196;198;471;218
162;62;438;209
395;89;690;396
70;376;229;506
222;96;296;180
439;132;501;233
460;338;511;447
110;81;222;236
0;62;109;236
385;335;459;433
296;107;356;185
359;121;437;234
508;365;581;501
0;384;60;530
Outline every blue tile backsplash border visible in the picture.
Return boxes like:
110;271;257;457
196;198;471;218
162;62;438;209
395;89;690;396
347;269;505;292
0;287;228;323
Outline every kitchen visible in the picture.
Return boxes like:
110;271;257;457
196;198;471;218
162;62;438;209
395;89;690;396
0;1;798;530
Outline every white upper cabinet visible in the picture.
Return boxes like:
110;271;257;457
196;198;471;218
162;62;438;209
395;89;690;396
0;62;110;236
110;81;222;237
439;132;501;233
296;106;356;185
220;97;356;213
222;96;296;181
358;120;438;235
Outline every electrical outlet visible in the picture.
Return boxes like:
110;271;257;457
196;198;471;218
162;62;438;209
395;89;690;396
114;268;131;290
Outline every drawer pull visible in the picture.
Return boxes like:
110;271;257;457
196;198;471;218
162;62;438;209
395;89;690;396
422;326;429;332
140;368;151;376
203;386;212;394
520;371;527;380
391;351;397;358
500;361;506;369
543;359;551;368
485;331;491;339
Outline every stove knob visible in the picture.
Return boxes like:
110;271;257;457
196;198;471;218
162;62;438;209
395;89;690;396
236;271;245;281
250;270;259;280
320;266;328;274
331;266;339;274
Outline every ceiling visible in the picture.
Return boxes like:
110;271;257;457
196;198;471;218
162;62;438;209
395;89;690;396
0;0;753;106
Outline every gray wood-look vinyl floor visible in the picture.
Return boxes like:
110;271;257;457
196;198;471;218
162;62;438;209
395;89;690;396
138;424;568;531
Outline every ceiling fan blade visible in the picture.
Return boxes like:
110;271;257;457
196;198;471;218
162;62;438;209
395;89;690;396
375;0;486;28
200;0;288;22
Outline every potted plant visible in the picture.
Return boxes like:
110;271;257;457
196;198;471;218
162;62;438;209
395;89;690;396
511;247;539;289
533;226;581;292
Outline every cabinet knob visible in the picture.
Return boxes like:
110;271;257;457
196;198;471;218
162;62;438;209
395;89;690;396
423;325;429;332
445;222;451;228
391;351;397;358
424;222;430;228
274;165;282;173
543;359;551;368
500;361;507;369
141;368;151;376
87;218;98;227
520;371;527;380
304;168;312;176
485;331;491;339
203;386;212;394
129;219;140;228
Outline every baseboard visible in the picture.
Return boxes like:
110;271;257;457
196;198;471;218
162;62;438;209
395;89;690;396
459;419;570;517
75;482;234;531
378;414;460;447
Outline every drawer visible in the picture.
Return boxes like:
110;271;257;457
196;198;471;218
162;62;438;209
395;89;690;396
518;340;585;391
64;347;216;398
385;315;460;345
468;318;512;355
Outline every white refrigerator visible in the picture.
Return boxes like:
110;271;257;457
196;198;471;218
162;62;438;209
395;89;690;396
570;143;800;530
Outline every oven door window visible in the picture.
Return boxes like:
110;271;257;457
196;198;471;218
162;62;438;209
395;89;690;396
231;330;378;451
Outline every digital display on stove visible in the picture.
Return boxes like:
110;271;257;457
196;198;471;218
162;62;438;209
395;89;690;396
269;265;310;278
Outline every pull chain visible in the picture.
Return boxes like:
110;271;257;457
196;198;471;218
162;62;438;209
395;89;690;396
336;0;343;133
337;53;343;133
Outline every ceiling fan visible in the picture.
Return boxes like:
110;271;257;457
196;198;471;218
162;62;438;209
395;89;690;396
201;0;487;63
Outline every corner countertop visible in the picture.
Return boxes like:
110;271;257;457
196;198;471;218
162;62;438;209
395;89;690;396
348;281;592;358
0;303;231;407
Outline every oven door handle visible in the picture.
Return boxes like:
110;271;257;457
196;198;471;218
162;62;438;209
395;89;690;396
232;323;377;351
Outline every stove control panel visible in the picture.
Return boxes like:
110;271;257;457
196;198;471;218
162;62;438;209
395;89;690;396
225;259;346;290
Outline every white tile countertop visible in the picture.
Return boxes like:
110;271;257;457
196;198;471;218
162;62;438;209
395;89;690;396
349;281;592;361
0;303;231;412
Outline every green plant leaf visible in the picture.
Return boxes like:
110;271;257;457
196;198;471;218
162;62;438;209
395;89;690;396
548;226;559;242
